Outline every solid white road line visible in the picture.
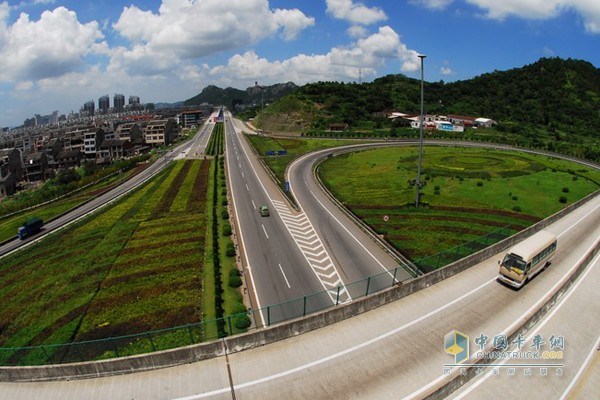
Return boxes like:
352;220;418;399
279;264;291;289
559;334;600;400
173;278;499;400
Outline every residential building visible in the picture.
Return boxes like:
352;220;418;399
114;94;125;113
116;122;144;145
24;152;48;182
44;138;64;172
83;101;95;117
98;139;132;161
0;148;23;197
475;118;497;128
83;128;106;159
143;119;179;147
178;110;207;127
99;95;110;114
447;114;477;127
56;149;83;169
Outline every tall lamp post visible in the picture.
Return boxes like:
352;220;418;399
415;54;426;208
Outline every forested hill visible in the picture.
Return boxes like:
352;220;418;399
268;57;599;137
184;82;297;108
430;57;600;133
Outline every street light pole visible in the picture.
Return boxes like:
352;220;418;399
415;54;426;208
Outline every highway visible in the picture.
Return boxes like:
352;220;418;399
288;144;418;289
1;115;598;399
225;114;347;325
1;184;597;399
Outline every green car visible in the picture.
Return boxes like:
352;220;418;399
259;205;270;217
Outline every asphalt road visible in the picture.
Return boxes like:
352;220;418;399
225;114;335;325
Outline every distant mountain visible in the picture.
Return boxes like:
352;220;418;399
155;101;184;109
183;82;298;108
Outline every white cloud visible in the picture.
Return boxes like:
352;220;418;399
410;0;454;10
273;8;315;40
15;80;33;91
412;0;600;33
465;0;565;20
210;26;420;85
112;0;314;75
0;6;105;81
326;0;388;25
347;25;368;38
466;0;600;33
440;67;454;75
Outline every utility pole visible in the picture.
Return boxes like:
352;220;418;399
415;54;426;208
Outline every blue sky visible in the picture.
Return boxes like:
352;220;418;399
0;0;599;127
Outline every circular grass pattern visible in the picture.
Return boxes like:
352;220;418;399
397;150;546;179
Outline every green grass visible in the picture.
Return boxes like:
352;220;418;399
202;160;218;339
0;165;146;242
245;134;362;183
0;159;211;364
319;146;600;265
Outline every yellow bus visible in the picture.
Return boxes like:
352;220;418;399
498;230;557;289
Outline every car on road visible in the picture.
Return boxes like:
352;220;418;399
259;205;270;217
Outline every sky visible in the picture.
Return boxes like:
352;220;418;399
0;0;599;128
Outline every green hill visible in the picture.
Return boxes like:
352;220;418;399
254;57;600;161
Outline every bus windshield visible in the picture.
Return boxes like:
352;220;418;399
502;253;527;273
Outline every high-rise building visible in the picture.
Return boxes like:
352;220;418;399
129;95;140;106
114;94;125;113
83;101;95;117
99;95;110;114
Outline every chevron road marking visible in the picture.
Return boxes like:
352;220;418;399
271;200;351;304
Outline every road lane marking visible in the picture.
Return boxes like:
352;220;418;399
557;202;600;239
231;130;349;306
279;264;291;289
407;237;600;400
271;200;351;305
174;277;498;399
559;333;600;400
224;121;265;325
262;224;269;239
252;200;256;210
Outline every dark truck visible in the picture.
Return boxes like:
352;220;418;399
17;217;44;240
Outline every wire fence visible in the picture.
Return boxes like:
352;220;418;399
0;225;513;366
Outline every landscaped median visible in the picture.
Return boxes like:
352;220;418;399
0;122;254;366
